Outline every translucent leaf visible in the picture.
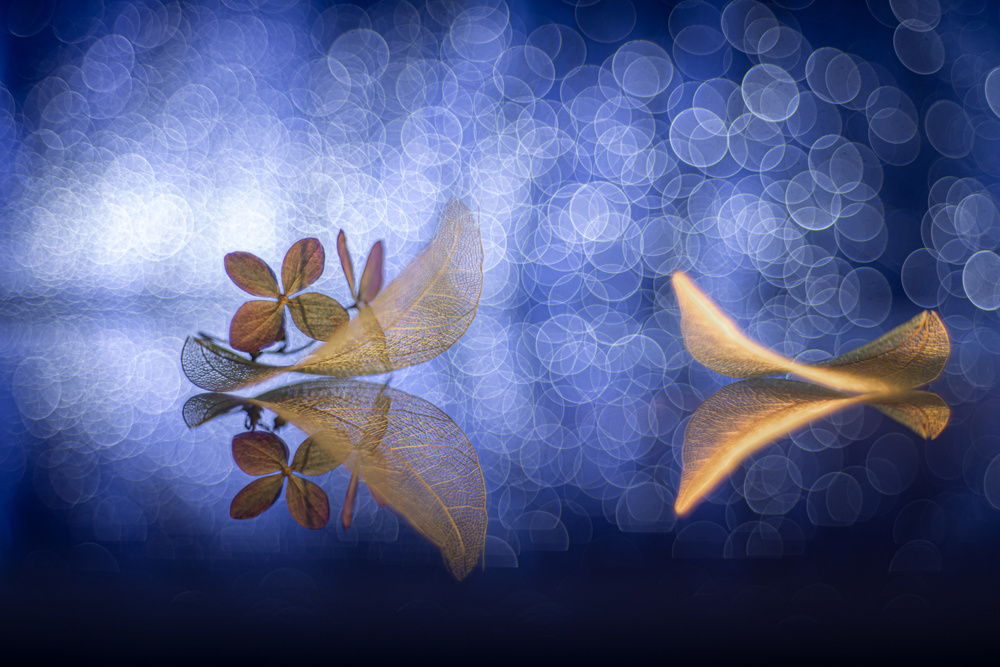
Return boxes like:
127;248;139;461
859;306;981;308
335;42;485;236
337;230;356;302
282;238;325;296
357;240;384;305
287;292;349;341
232;430;288;475
289;431;352;475
286;475;330;529
182;392;248;428
229;300;284;354
225;252;281;298
672;272;949;392
182;198;482;391
674;379;950;516
248;379;486;580
230;474;284;519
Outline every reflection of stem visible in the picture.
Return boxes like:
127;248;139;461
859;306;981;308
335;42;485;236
341;458;360;531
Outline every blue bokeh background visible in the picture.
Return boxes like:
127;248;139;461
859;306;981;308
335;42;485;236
3;0;1000;658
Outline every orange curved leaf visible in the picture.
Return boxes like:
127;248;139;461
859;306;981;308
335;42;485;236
282;238;325;296
672;271;949;392
674;379;950;516
225;252;281;297
290;431;351;476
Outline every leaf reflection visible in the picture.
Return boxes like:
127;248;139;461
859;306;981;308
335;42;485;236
184;379;486;580
672;272;952;516
182;197;483;391
674;379;950;516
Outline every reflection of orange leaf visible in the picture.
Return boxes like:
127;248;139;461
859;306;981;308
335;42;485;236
674;379;950;516
224;238;348;354
672;271;950;392
183;197;482;391
185;379;487;580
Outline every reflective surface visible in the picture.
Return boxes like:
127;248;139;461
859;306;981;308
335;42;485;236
3;0;1000;659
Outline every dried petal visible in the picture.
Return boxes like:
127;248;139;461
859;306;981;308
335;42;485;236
337;230;357;302
225;252;281;297
230;474;284;519
232;430;289;475
287;292;349;341
289;431;352;475
357;241;384;305
282;238;325;296
229;300;284;354
286;475;330;529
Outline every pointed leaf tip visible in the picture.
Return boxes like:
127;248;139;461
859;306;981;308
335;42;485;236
225;252;281;297
232;430;289;475
231;474;284;519
282;238;325;295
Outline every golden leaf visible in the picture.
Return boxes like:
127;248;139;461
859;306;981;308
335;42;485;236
673;379;950;516
183;197;483;391
183;378;487;580
672;271;950;393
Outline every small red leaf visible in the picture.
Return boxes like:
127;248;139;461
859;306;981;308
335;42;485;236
282;238;325;296
286;475;330;529
229;300;284;354
341;467;360;531
225;252;281;297
336;230;356;302
232;431;289;475
357;240;383;305
287;292;349;341
230;474;284;519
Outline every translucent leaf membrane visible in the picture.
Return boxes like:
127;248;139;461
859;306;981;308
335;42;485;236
183;197;483;392
281;237;324;296
290;433;350;475
225;252;281;297
672;272;950;393
230;474;284;519
182;379;487;580
674;379;950;516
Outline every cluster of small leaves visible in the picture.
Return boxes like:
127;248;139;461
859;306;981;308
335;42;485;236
230;429;347;529
225;233;383;356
